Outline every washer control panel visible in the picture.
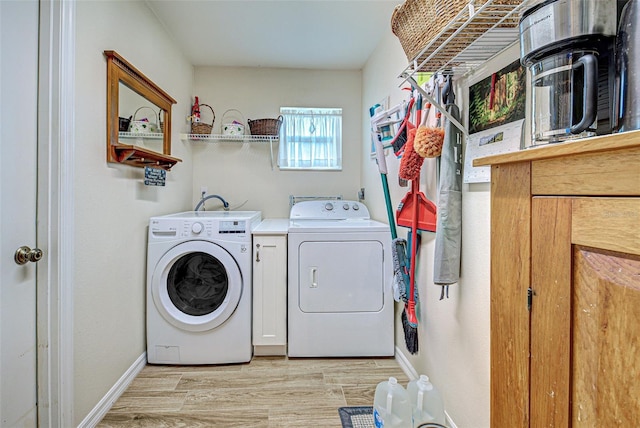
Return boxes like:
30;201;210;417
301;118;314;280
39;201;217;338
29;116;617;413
219;220;247;234
149;211;262;242
290;200;370;220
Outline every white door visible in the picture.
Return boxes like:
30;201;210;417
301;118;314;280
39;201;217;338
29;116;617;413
1;1;40;426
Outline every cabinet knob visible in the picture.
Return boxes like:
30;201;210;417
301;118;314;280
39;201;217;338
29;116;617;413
15;246;43;265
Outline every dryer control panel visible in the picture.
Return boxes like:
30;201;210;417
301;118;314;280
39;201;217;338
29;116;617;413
290;200;370;221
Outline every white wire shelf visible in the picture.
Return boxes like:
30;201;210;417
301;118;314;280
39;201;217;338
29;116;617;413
181;134;279;143
119;131;163;139
400;0;530;77
182;134;280;170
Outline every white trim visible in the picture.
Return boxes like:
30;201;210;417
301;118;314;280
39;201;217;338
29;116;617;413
77;353;147;428
36;0;76;426
445;411;459;428
394;346;418;380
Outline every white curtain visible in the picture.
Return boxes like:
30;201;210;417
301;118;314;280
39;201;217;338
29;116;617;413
278;107;342;170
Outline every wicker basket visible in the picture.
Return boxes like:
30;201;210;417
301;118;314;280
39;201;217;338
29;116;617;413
391;0;469;61
391;0;522;62
191;104;215;135
247;115;283;136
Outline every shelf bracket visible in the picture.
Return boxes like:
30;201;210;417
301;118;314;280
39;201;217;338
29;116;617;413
403;74;468;136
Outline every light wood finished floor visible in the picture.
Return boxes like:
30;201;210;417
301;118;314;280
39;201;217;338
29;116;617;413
97;355;409;427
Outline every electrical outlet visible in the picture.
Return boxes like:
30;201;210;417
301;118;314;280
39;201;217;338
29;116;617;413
358;187;365;201
200;186;208;196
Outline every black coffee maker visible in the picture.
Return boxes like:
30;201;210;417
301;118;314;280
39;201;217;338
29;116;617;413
519;0;618;146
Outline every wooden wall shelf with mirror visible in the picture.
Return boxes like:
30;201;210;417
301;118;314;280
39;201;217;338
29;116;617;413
104;50;181;170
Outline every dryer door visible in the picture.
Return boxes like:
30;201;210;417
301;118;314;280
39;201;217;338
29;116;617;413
298;240;384;313
151;241;242;332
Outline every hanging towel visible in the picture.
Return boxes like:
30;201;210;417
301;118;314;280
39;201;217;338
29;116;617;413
433;90;463;287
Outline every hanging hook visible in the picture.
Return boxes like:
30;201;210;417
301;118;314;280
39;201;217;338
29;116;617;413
442;75;455;105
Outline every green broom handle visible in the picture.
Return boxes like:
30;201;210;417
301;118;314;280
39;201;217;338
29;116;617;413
381;174;398;239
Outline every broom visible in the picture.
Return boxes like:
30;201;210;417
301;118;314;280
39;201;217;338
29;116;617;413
401;176;420;354
398;96;422;354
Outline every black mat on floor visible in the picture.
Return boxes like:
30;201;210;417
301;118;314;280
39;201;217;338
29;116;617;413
338;406;374;428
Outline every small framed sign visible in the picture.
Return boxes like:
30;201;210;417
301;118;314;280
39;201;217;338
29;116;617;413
144;166;166;186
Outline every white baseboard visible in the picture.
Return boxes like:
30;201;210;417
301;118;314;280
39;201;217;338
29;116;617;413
394;346;418;380
77;352;147;428
445;411;459;428
394;347;458;428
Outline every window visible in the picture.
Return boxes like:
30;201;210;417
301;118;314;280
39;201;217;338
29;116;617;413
278;107;342;170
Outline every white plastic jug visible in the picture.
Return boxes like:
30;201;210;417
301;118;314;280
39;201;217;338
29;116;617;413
407;375;445;427
373;377;412;428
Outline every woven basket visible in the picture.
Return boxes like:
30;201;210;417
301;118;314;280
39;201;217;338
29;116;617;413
247;115;283;136
391;0;521;62
391;0;470;61
191;104;215;135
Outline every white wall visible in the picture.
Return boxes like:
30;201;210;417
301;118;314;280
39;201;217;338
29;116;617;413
362;32;522;427
191;67;363;218
74;1;194;424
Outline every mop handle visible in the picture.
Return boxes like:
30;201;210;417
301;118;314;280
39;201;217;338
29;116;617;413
382;174;398;239
409;179;419;304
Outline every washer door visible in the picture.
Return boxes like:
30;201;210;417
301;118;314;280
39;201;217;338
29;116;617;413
151;241;242;332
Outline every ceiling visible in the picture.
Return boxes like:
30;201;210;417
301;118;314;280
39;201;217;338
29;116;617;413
145;0;400;70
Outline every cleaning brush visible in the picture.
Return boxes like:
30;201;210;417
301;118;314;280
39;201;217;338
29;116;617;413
414;100;445;158
398;127;423;181
414;127;445;158
391;97;415;156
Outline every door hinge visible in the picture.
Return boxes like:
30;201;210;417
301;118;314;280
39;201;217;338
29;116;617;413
527;287;536;311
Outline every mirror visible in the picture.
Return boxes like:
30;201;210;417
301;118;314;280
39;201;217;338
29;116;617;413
104;50;180;170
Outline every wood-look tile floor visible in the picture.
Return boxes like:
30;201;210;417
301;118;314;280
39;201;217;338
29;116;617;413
97;355;409;427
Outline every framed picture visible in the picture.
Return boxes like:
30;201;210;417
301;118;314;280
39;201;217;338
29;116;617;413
468;59;526;134
464;59;527;183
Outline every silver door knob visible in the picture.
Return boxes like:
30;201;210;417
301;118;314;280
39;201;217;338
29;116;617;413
14;246;43;265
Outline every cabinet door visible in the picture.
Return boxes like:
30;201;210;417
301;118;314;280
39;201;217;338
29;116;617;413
252;235;287;346
531;197;640;427
571;198;640;426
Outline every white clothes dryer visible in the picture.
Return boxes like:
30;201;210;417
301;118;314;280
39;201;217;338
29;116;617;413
147;210;261;365
287;200;394;357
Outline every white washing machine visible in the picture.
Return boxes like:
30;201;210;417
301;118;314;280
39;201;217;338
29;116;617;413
147;210;261;365
287;200;394;357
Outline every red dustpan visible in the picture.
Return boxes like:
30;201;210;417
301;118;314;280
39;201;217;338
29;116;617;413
396;182;437;232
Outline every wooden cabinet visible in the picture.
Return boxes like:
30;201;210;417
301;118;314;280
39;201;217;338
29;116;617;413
252;222;288;356
474;130;640;427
